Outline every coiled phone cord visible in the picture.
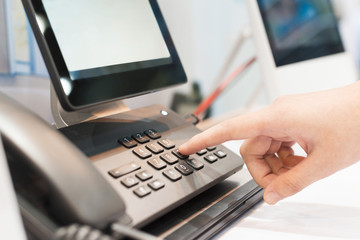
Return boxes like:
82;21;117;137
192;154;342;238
54;223;160;240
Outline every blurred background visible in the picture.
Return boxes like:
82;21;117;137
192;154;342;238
1;0;360;123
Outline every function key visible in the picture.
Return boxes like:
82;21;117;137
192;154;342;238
197;149;207;156
144;129;161;139
132;133;150;144
133;186;151;198
108;162;141;178
172;149;189;160
204;154;218;163
160;153;178;164
158;139;175;149
175;163;193;176
214;150;227;158
163;168;182;181
186;158;204;170
207;146;217;151
121;176;139;188
133;147;152;159
118;137;137;148
148;158;167;170
146;143;164;154
148;179;165;191
136;170;153;181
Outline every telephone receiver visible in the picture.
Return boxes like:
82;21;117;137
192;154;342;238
0;92;129;230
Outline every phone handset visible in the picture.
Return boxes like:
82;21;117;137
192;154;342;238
0;92;128;229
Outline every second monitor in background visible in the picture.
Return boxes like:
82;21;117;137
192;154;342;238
248;0;358;100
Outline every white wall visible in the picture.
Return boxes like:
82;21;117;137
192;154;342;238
127;0;269;116
191;0;267;117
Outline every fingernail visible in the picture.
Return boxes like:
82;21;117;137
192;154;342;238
178;145;185;153
265;191;281;205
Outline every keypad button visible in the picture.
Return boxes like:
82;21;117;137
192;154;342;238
206;146;217;151
214;150;227;158
146;143;164;154
121;176;139;188
158;139;175;149
118;137;137;148
108;162;141;178
136;170;153;181
148;158;167;170
163;169;182;181
133;186;151;198
175;163;193;176
144;129;161;139
132;133;150;144
172;149;189;160
148;179;165;190
133;147;152;159
204;154;218;163
197;149;207;156
186;158;204;170
160;153;178;164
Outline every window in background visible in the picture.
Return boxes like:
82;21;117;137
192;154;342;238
10;0;31;74
1;0;47;76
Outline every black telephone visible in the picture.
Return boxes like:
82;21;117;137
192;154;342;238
3;91;245;239
11;0;253;238
0;92;128;229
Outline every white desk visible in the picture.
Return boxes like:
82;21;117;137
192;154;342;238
219;140;360;240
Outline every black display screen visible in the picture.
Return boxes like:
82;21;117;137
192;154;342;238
257;0;344;67
25;0;187;110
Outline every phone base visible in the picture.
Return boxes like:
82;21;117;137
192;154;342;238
50;83;130;129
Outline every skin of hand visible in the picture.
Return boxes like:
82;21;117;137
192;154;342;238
179;82;360;205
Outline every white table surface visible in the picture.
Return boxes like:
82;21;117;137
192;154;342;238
219;140;360;240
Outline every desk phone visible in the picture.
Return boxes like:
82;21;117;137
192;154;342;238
5;0;261;238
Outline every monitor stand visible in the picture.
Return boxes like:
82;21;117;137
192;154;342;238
50;84;130;129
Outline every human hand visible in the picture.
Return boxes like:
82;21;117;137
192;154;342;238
179;82;360;204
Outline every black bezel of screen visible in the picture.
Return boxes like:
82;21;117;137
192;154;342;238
27;0;187;111
257;0;344;67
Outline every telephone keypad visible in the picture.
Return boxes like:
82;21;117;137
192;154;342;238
172;149;189;160
136;170;153;181
148;179;165;191
158;139;175;149
144;129;161;139
118;137;137;149
214;150;227;158
163;168;182;181
121;176;139;188
133;147;152;159
197;149;207;156
132;133;150;144
206;146;217;151
204;154;218;163
186;158;204;170
108;162;141;178
160;153;178;165
147;158;167;170
145;143;164;154
113;129;227;198
133;186;151;198
175;163;193;176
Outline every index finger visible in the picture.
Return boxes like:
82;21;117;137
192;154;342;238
179;108;270;155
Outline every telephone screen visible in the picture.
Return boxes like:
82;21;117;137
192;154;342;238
257;0;344;67
29;0;186;110
43;0;171;80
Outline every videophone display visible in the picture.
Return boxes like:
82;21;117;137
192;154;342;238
24;0;187;110
257;0;344;67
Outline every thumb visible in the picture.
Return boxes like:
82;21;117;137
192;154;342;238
263;153;325;205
